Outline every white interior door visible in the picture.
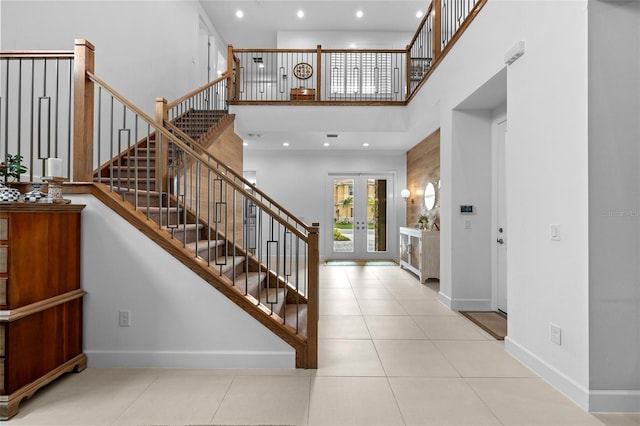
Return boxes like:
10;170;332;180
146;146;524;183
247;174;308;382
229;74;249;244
496;120;508;313
328;174;392;260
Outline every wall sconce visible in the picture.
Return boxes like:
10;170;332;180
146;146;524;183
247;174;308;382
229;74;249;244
401;189;413;204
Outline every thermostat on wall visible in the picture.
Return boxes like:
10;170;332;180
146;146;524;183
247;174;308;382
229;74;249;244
460;205;474;214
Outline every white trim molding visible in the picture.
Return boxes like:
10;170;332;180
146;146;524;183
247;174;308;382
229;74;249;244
85;350;295;369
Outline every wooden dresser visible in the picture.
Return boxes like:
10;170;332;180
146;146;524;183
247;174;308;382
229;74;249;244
0;203;86;420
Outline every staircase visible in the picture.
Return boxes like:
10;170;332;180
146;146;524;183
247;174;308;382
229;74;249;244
92;101;316;367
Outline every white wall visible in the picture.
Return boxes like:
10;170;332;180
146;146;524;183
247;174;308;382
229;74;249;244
277;31;413;49
0;0;216;115
587;0;640;412
68;194;295;368
243;149;406;261
447;109;493;310
406;0;593;410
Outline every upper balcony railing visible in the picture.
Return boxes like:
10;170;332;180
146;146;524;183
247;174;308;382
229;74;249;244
228;0;486;105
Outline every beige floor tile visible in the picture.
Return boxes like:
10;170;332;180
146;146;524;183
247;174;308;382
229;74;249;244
348;278;385;288
364;315;428;340
320;288;357;301
319;298;361;315
352;286;395;300
467;377;605;426
7;370;157;425
344;267;379;279
389;377;502;425
308;376;404;426
375;340;460;377
386;285;439;300
318;278;351;289
317;339;385;376
212;375;311;425
414;315;494;340
435;341;537;377
115;374;233;425
319;315;371;339
397;298;456;316
358;299;408;316
595;413;640;426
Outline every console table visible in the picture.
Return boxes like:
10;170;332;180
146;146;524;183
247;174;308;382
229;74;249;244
0;204;86;420
399;227;440;282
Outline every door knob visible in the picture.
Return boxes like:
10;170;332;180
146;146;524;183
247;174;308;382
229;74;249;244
497;238;504;244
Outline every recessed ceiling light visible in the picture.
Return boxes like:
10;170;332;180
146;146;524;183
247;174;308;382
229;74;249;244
324;142;330;147
236;10;244;18
297;9;304;18
416;10;423;19
243;142;248;146
356;10;364;18
283;142;290;147
363;143;370;147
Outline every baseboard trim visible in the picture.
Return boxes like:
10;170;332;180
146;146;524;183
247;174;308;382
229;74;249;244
85;350;295;369
438;291;452;308
589;390;640;413
438;292;492;312
505;337;589;410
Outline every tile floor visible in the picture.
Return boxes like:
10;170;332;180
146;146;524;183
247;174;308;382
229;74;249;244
6;265;640;425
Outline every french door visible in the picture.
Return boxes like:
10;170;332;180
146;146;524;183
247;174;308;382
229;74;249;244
327;174;392;260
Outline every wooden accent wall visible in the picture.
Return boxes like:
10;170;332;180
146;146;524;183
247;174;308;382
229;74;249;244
194;118;244;245
406;129;440;226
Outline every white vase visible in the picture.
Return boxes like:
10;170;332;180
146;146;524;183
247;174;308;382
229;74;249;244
0;186;20;202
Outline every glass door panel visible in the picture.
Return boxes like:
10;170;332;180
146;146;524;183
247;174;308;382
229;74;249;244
329;174;391;260
333;177;354;253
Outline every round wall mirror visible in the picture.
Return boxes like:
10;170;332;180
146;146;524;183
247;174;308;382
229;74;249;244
424;181;437;211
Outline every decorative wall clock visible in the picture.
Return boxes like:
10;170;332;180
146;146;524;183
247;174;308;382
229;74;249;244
293;62;313;79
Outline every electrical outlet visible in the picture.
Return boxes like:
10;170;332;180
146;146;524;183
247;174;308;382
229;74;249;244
119;310;131;327
549;323;561;345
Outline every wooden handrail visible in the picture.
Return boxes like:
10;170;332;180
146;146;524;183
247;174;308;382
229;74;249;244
166;74;228;109
162;120;310;236
86;71;312;241
0;51;74;59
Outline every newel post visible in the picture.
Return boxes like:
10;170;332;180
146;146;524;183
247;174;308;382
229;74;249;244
306;222;320;369
316;45;322;101
433;0;442;60
72;39;95;182
155;97;169;193
226;44;235;102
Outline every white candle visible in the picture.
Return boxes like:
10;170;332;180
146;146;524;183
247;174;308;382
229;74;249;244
47;158;62;177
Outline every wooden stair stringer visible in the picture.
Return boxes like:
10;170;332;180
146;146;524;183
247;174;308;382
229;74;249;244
194;113;236;150
89;183;310;368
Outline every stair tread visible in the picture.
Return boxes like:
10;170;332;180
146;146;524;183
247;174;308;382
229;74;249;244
184;239;226;250
234;272;266;297
284;303;308;336
162;223;203;231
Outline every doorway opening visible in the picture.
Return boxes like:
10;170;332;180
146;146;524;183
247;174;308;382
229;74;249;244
327;173;393;261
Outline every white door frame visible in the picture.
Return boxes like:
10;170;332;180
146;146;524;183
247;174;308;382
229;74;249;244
492;115;508;313
325;172;396;261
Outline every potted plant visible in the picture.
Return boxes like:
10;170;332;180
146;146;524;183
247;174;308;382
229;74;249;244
418;212;429;229
0;154;28;184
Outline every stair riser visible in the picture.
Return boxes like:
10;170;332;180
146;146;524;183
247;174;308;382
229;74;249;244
145;209;185;225
166;227;202;244
117;158;156;167
121;192;164;208
107;169;156;179
194;245;231;261
97;179;156;191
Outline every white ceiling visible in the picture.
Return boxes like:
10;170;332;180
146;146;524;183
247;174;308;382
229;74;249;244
199;0;430;48
198;0;430;151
